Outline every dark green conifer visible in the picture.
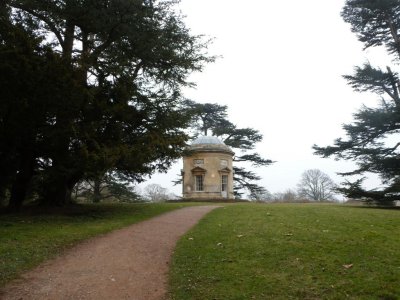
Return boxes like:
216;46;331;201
314;0;400;205
2;0;212;210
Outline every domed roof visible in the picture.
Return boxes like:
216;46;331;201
192;136;224;145
188;136;234;155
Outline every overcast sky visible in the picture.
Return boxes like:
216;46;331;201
139;0;390;197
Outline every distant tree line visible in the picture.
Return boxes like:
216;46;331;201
72;181;178;203
0;0;212;212
251;169;338;203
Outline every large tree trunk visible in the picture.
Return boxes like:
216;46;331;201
39;18;86;208
0;186;7;206
7;153;35;212
41;175;69;206
62;19;75;61
41;171;82;207
0;177;10;207
93;178;102;203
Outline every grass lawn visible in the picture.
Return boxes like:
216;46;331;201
169;204;400;300
0;202;196;287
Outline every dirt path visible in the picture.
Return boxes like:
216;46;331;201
1;205;219;300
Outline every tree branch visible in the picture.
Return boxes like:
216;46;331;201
10;3;65;49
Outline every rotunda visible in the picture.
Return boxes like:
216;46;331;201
182;136;234;200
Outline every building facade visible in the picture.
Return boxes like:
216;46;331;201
182;136;235;200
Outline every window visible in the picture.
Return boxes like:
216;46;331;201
220;159;228;167
221;175;228;192
194;159;204;165
195;175;204;191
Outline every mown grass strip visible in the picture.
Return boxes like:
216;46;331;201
169;204;400;300
0;202;197;287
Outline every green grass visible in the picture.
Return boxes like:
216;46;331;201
0;202;197;287
169;204;400;300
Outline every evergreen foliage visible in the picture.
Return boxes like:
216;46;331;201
314;0;400;205
1;0;212;211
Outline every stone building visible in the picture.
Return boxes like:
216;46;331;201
182;136;235;200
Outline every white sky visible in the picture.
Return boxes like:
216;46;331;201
139;0;391;197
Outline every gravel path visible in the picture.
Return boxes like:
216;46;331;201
1;205;219;300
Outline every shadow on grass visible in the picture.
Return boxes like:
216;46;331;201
344;204;400;211
0;202;149;218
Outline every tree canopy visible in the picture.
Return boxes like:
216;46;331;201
186;101;273;197
314;0;400;205
1;0;212;211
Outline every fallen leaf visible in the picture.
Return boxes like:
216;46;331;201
237;235;244;238
343;264;353;269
